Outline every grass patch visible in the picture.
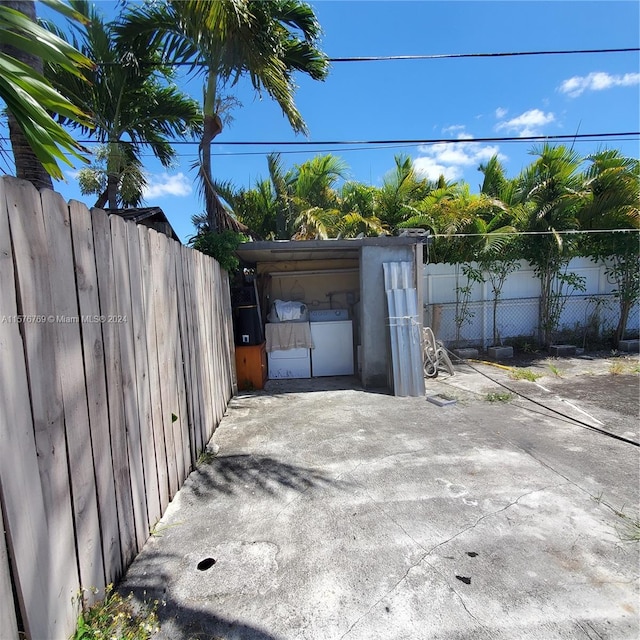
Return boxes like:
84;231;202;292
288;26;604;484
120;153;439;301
509;368;542;382
485;391;514;402
197;449;217;466
592;494;640;542
149;520;182;537
547;363;564;377
608;360;640;375
609;360;627;375
72;584;159;640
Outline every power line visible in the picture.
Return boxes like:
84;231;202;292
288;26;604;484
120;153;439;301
328;47;640;62
432;229;639;238
73;131;640;146
92;47;640;67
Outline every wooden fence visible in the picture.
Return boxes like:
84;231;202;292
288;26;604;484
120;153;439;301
0;176;236;640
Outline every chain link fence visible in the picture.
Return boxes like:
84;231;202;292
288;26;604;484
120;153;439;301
425;294;640;349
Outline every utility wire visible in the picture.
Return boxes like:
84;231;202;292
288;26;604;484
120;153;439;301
447;353;640;448
92;47;640;67
432;229;639;238
72;131;640;146
328;48;640;62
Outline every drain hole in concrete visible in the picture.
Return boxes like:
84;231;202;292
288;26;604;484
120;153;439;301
467;552;478;557
197;558;216;571
456;575;471;585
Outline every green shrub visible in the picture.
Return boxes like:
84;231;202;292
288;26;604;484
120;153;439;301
72;585;158;640
188;230;248;273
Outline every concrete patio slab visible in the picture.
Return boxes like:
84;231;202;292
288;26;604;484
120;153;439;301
120;356;640;640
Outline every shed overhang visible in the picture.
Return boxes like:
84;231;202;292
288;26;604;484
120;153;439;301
235;235;429;266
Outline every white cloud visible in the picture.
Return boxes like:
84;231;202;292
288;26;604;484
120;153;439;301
142;172;192;199
414;130;506;182
559;71;640;98
442;124;466;135
495;107;508;119
495;109;555;137
414;156;462;182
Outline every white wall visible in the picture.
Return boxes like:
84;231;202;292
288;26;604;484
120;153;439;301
423;258;637;347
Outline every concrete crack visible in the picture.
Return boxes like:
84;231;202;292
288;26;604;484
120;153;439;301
423;557;482;624
338;548;430;640
504;438;607;503
425;483;563;556
339;481;558;638
575;619;605;639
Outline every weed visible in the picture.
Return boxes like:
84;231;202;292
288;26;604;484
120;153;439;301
609;360;626;375
197;449;216;466
149;520;182;537
485;391;514;402
547;363;564;377
72;584;159;640
592;494;640;542
509;368;542;382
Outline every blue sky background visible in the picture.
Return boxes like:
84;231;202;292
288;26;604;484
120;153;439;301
10;1;640;241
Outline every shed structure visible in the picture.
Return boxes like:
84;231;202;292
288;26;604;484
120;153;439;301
235;236;428;390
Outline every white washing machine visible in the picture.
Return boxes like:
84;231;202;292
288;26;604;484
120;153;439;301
309;309;354;376
267;347;311;379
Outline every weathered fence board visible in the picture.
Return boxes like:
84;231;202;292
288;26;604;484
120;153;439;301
0;506;19;640
92;207;137;569
180;244;200;466
1;178;235;639
126;221;161;531
43;190;106;600
111;215;148;552
139;226;169;514
172;240;191;476
197;250;214;443
69;200;122;584
0;179;53;640
211;261;224;425
5;178;79;636
166;237;186;487
153;230;179;498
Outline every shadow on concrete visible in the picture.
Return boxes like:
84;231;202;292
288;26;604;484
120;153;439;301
120;552;281;640
256;375;391;396
190;454;352;498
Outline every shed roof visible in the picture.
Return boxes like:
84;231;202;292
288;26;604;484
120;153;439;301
107;207;180;243
236;235;429;265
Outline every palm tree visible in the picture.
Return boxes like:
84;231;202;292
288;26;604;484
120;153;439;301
579;150;640;343
375;155;434;230
478;154;509;198
194;152;295;240
121;0;328;232
266;152;296;239
513;144;586;346
291;154;384;239
292;153;347;235
0;0;93;187
44;0;202;209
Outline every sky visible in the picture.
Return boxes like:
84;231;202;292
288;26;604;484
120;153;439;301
8;1;640;242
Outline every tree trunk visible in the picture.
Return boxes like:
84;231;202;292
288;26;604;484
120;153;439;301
616;299;631;345
201;113;223;232
1;1;53;190
106;172;119;209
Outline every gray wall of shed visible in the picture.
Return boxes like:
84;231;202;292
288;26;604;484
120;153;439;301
360;244;423;389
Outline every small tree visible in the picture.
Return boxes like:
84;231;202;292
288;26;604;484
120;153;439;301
453;263;483;348
481;255;520;346
590;233;639;343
